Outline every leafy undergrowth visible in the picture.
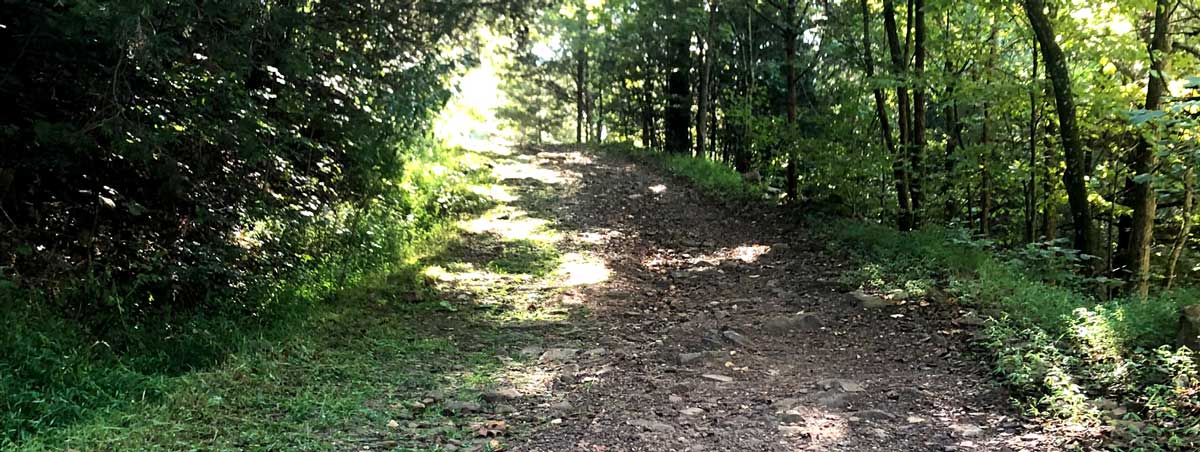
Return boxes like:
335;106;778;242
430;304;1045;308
2;145;573;450
827;222;1200;451
13;297;523;451
605;143;763;202
606;142;1200;450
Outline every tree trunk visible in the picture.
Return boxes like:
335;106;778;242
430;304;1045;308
1025;39;1040;243
736;10;754;172
940;14;956;222
943;93;960;221
641;74;654;148
980;23;997;237
1023;0;1095;256
595;82;604;143
575;48;587;144
1168;167;1194;289
863;0;911;229
883;0;914;230
981;106;992;237
709;73;719;159
910;0;927;224
1043;135;1058;240
784;0;800;201
696;1;717;158
942;12;962;223
1129;0;1173;298
665;32;691;154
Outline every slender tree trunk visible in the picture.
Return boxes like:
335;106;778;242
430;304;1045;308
910;0;927;224
967;175;976;231
981;107;993;237
942;13;960;222
709;73;719;159
1115;186;1134;275
595;82;604;143
665;31;692;153
1129;0;1173;298
980;23;997;237
943;93;959;221
1026;39;1040;242
862;0;911;229
641;74;654;148
883;0;914;230
575;48;587;144
1168;167;1194;289
1024;0;1095;256
739;10;755;171
1043;133;1058;239
697;1;717;158
784;0;800;201
1109;154;1124;286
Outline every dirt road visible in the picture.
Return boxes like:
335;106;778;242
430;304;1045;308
459;145;1053;451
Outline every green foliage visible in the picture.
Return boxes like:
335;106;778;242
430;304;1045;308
0;144;496;445
0;0;528;314
659;154;762;200
10;299;520;451
610;144;763;201
827;219;1200;449
0;0;535;443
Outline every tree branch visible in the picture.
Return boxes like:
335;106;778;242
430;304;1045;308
746;0;792;32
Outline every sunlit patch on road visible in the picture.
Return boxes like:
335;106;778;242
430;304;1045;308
555;252;611;287
461;207;559;244
492;161;573;185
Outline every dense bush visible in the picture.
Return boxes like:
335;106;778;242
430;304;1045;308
0;0;521;314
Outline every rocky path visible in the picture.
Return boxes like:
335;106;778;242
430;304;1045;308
467;145;1054;451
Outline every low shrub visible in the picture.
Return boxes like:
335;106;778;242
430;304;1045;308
0;144;493;445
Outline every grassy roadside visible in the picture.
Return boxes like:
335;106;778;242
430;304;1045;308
606;144;764;202
607;142;1200;451
2;144;575;451
827;223;1200;450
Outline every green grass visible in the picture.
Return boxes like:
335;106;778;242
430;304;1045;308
604;143;763;201
825;220;1194;351
13;296;522;451
1;144;571;450
487;239;561;276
